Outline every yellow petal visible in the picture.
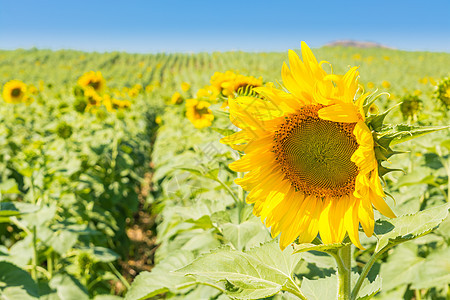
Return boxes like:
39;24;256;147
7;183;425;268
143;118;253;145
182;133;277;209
370;189;396;218
358;198;374;237
318;198;333;244
344;196;364;250
318;103;360;123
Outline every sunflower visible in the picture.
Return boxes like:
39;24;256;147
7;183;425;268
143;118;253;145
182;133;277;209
196;85;220;102
171;92;184;105
84;87;102;111
181;82;191;92
210;71;237;94
186;98;214;129
104;96;131;112
221;74;263;97
221;42;396;250
2;80;28;103
111;98;131;110
78;71;106;92
436;77;450;108
400;95;423;120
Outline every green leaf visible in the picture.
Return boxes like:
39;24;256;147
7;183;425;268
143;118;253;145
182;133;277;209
90;247;120;263
301;271;381;300
93;296;123;300
0;236;33;268
300;276;337;300
0;202;40;223
21;204;56;227
125;251;196;300
394;167;434;187
357;275;382;300
379;243;424;291
48;274;89;300
371;286;407;300
179;167;204;177
378;125;450;148
39;226;78;256
374;203;450;252
0;179;20;194
185;215;214;230
176;240;303;299
293;242;350;254
0;261;39;300
221;220;270;251
410;246;450;290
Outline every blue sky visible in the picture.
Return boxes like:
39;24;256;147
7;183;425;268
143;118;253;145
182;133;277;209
0;0;449;53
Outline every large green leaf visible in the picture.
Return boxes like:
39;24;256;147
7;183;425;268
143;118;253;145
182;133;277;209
177;240;304;299
380;243;424;291
48;274;89;300
221;219;270;251
0;179;20;194
0;236;33;268
125;251;196;300
300;276;337;300
374;203;450;252
300;272;381;300
39;226;78;256
357;275;382;300
0;202;39;223
410;246;450;290
0;261;39;300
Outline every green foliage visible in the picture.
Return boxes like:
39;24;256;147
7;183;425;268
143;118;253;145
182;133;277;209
0;261;39;300
177;241;304;299
0;46;449;299
374;203;450;252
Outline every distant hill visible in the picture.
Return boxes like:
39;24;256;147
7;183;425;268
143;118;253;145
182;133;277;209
325;40;393;49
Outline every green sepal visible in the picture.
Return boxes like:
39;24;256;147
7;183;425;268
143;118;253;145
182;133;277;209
377;124;450;149
362;90;387;116
367;102;401;132
378;164;405;177
374;144;406;161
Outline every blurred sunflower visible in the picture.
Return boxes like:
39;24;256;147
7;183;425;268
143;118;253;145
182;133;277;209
221;42;396;250
111;98;131;110
221;74;263;97
84;87;102;110
196;85;220;101
436;77;450;108
186;99;214;128
78;71;106;92
210;71;237;94
181;82;191;92
2;80;28;103
400;95;423;120
381;80;391;89
171;92;184;105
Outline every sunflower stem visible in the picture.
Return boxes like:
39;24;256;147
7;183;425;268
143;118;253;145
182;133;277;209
333;244;352;300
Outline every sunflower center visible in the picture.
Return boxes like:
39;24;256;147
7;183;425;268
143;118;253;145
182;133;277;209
273;105;358;198
194;106;209;118
11;88;22;97
88;81;100;90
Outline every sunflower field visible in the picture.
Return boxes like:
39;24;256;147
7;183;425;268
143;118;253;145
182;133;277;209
0;45;449;300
